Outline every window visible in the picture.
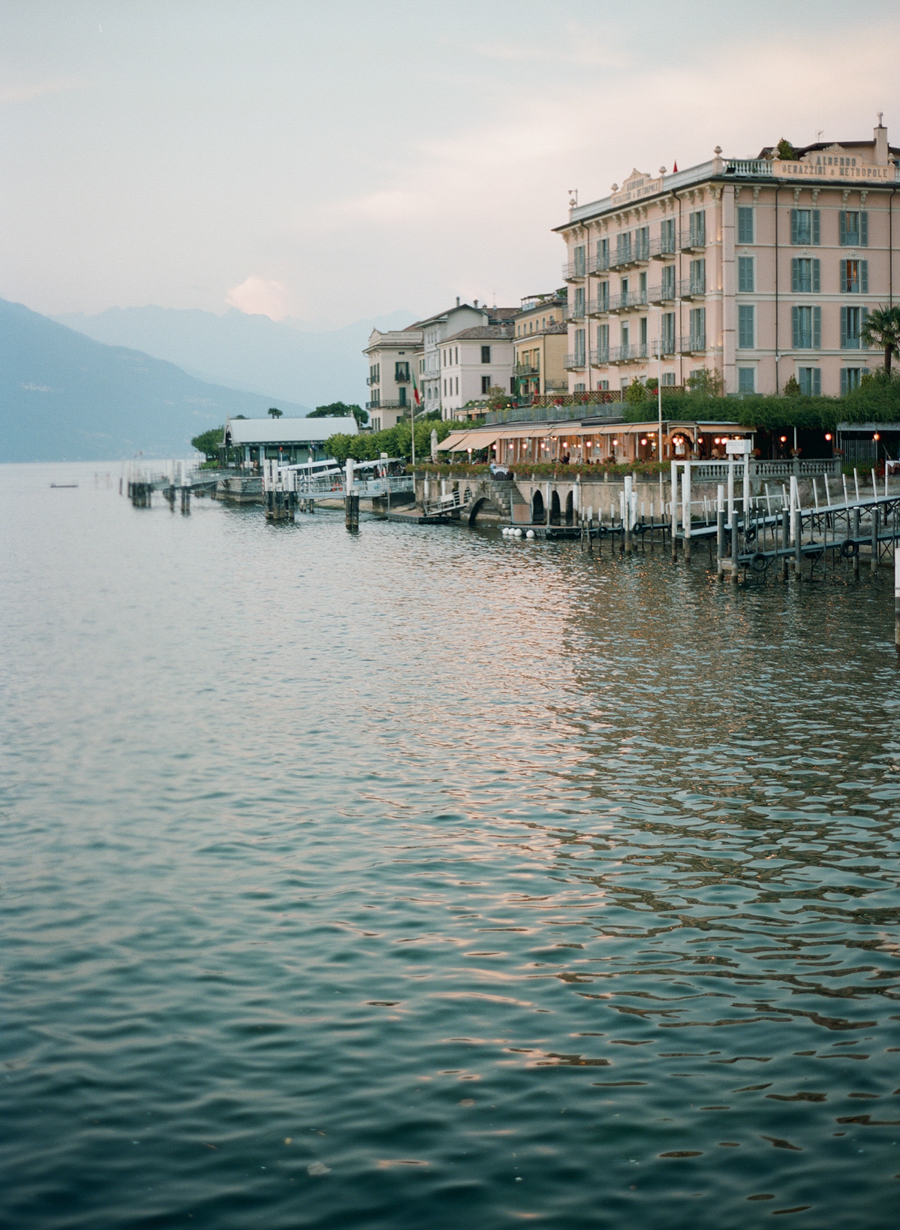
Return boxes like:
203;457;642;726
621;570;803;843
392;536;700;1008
443;379;446;396
660;218;676;254
661;312;675;354
635;226;649;260
797;367;821;395
454;348;458;364
574;328;586;364
738;367;756;394
455;377;459;395
738;304;755;349
639;271;647;299
737;206;754;245
840;259;868;293
839;211;868;247
573;245;585;276
689;307;705;350
639;317;648;345
395;361;410;382
689;210;705;247
481;375;491;395
792;305;822;349
661;371;676;386
841;305;868;349
689;258;706;294
573;287;585;317
371;416;381;431
598;380;609;390
737;256;754;293
596;323;609;362
841;368;865;393
617;232;632;264
597;237;609;269
574;383;585;393
791;258;820;293
370;390;380;407
597;281;609;311
790;208;820;245
369;363;380;383
661;264;675;299
620;322;630;349
480;345;491;364
399;387;407;406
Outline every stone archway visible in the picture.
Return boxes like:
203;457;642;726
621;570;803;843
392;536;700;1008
565;490;574;525
468;496;502;525
531;490;545;524
550;490;561;526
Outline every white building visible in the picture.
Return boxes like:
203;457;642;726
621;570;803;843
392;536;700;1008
224;416;358;465
437;324;515;418
363;325;423;430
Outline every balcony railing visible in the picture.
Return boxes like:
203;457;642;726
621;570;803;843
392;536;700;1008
590;252;610;274
724;159;775;178
609;239;650;270
609;343;649;364
679;277;707;299
680;229;706;252
564;352;587;369
515;363;540;376
678;333;707;355
650;236;677;260
648;283;677;305
366;399;409;410
565;302;586;321
608;289;649;313
588;296;610;316
366;376;379;386
562;260;587;281
590;347;610;366
652;338;677;357
394;370;410;383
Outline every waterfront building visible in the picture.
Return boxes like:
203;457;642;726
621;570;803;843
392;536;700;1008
556;118;900;398
415;301;493;416
437;323;515;419
223;415;358;465
513;293;569;400
363;325;423;431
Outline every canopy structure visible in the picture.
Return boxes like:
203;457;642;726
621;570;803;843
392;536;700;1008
224;417;358;446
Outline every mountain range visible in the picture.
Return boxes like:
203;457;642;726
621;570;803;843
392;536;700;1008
54;306;418;411
0;298;312;462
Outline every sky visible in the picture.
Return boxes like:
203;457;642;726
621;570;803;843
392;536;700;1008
2;0;898;329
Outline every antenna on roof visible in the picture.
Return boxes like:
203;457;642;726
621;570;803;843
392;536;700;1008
568;188;577;207
816;129;824;142
877;112;884;127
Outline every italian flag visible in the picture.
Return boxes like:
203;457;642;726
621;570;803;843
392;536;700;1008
412;371;421;408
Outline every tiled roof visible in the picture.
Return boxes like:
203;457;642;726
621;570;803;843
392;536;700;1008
442;325;514;342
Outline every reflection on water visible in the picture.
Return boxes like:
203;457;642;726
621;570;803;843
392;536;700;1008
1;462;899;1230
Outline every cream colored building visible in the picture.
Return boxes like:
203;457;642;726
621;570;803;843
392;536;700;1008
437;324;515;418
364;325;423;430
557;119;900;397
513;293;568;399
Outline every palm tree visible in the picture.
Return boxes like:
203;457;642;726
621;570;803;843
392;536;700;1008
861;305;900;376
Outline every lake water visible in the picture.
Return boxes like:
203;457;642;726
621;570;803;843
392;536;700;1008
2;461;900;1230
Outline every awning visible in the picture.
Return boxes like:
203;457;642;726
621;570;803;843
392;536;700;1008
437;431;473;451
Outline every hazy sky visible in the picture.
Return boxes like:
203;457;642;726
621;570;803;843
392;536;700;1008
2;0;897;328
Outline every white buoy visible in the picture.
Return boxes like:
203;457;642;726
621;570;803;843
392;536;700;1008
514;527;523;537
526;529;535;539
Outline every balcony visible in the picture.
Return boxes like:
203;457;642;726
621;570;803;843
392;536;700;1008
679;277;707;300
648;282;677;305
562;260;586;281
515;363;540;377
652;338;677;358
723;159;775;178
588;295;610;316
565;301;586;321
680;230;706;253
590;347;610;366
394;370;411;383
367;398;409;410
564;352;586;370
590;252;610;275
608;289;649;314
609;343;649;364
650;236;677;260
678;333;707;355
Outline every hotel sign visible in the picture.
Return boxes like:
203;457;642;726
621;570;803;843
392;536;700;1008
773;154;894;182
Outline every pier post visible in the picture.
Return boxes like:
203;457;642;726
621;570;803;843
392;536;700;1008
181;485;190;514
681;467;691;563
670;461;678;560
871;504;880;575
345;494;359;529
895;545;900;651
624;476;633;555
853;508;861;579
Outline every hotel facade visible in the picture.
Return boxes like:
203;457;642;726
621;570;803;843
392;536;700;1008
556;120;900;399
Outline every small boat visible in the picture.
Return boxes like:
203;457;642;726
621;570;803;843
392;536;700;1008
50;483;78;488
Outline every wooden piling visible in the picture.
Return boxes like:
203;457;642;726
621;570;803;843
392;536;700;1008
871;504;879;575
895;545;900;652
345;494;359;529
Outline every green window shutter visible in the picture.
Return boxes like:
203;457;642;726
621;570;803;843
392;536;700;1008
812;260;820;293
839;212;847;246
861;307;869;348
812;211;820;245
860;260;868;293
860;212;868;246
840;306;848;348
790;209;798;245
791;305;800;348
813;369;821;394
813;306;821;349
791;258;799;293
840;259;847;293
840;368;848;395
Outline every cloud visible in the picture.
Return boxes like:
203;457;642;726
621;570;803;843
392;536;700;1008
0;78;90;105
340;189;424;223
225;276;294;320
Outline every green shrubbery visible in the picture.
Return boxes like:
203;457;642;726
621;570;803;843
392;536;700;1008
324;417;460;464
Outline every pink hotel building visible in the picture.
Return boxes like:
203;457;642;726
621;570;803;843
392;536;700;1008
556;120;899;398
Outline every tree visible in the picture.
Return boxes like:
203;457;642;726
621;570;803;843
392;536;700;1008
686;366;724;397
625;377;647;405
861;305;900;376
191;426;224;460
268;407;282;418
308;401;368;427
783;375;802;397
776;138;795;161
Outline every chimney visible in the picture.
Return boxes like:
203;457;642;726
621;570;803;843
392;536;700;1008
456;296;460;307
875;113;888;165
474;298;478;307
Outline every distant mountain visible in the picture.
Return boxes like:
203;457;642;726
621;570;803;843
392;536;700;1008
54;306;419;409
0;298;312;462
